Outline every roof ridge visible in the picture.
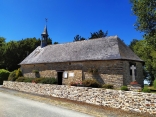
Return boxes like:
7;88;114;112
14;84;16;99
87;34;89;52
47;36;118;46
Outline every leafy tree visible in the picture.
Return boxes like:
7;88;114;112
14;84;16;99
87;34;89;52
2;38;41;71
3;41;20;71
130;0;156;85
53;42;59;44
89;30;108;39
0;37;6;69
130;0;156;35
132;39;156;85
73;35;86;42
129;39;139;51
47;38;52;45
0;69;10;85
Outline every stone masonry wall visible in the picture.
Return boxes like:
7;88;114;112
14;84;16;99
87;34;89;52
62;70;82;85
21;60;143;88
3;81;156;115
84;72;123;88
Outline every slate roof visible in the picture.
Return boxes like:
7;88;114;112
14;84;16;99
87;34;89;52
19;36;143;65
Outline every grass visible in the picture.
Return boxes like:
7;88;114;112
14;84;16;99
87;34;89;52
148;86;156;93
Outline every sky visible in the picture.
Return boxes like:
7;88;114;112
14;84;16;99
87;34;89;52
1;0;143;45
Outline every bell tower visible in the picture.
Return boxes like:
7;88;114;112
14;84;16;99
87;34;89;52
41;18;48;48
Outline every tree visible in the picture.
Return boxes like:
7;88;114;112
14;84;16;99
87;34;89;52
130;0;156;85
3;41;20;71
89;30;108;39
73;35;86;42
53;42;59;44
0;37;6;69
130;0;156;36
2;38;41;71
47;38;52;45
0;37;53;71
131;40;156;84
129;39;139;51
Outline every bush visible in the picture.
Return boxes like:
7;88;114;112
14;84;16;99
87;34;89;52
153;79;156;89
33;78;45;83
16;68;22;77
23;78;34;82
70;81;77;86
16;77;26;82
39;78;57;84
8;70;17;81
0;69;10;85
82;79;101;88
102;84;114;89
120;86;129;91
32;70;39;73
142;86;151;93
16;77;57;84
8;69;22;81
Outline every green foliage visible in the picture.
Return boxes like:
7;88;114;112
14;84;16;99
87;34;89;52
130;0;156;85
73;30;108;41
53;42;59;44
2;38;41;71
8;70;17;81
23;78;34;82
0;69;10;85
120;86;129;91
16;77;57;84
102;84;114;89
32;70;39;73
0;37;6;69
39;78;57;84
131;39;156;84
16;77;26;82
153;79;156;89
33;78;45;83
47;38;52;45
89;30;108;39
73;35;86;42
142;86;151;93
8;69;22;81
130;0;156;34
129;39;139;51
16;68;22;77
82;79;101;88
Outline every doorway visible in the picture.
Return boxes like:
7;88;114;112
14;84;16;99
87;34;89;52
57;72;63;85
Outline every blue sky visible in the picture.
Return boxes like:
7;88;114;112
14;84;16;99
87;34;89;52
1;0;143;45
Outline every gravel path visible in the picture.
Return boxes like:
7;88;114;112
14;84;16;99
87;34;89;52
0;86;154;117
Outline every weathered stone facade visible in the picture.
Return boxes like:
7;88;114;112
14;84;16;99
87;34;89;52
3;81;156;115
21;60;143;88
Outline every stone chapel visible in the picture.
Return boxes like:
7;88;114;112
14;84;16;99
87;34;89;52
19;25;144;88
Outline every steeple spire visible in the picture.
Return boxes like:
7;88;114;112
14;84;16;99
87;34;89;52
41;18;49;48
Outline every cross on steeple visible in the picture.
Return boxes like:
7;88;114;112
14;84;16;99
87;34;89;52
130;65;136;81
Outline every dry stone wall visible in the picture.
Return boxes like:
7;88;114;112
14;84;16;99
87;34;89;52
3;81;156;115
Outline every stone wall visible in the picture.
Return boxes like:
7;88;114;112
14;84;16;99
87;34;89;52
62;70;82;85
84;72;123;88
21;60;143;88
3;81;156;115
